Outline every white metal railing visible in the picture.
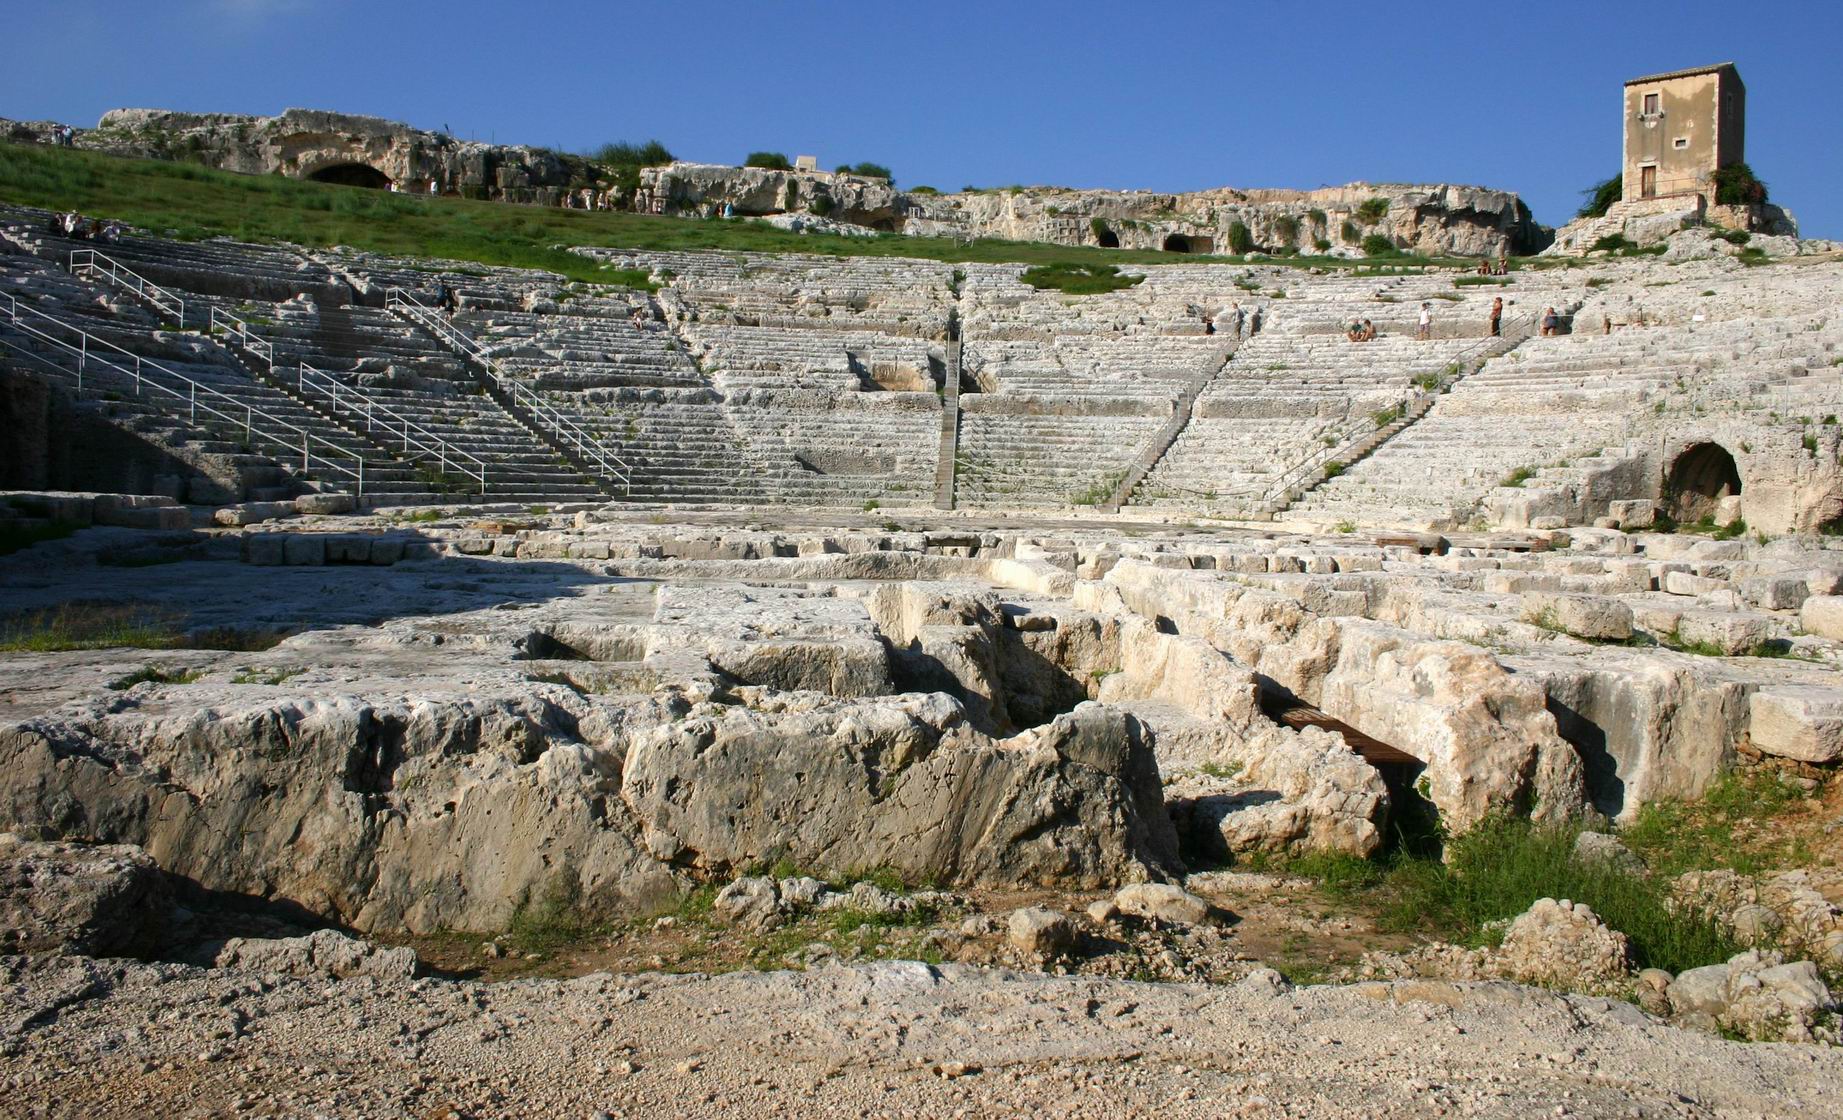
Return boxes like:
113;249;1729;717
385;287;631;493
68;249;186;328
298;362;487;494
0;291;367;499
209;306;275;368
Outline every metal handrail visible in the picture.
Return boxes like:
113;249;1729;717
298;362;488;493
68;249;186;328
385;287;631;493
208;306;275;368
0;291;366;499
1256;313;1541;508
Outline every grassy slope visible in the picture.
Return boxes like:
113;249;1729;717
0;142;1460;283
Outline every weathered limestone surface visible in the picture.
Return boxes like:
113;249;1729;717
0;835;172;957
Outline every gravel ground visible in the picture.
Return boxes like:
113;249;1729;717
4;955;1840;1119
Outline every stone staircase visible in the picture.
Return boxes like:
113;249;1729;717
1105;342;1234;511
934;340;962;509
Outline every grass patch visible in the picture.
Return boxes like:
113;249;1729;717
0;601;186;651
1501;465;1536;488
1453;275;1510;287
107;664;204;691
1280;815;1741;975
1019;262;1144;295
1622;770;1810;878
0;142;1483;280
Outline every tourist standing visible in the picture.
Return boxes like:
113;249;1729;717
1228;301;1245;340
1249;305;1264;337
1417;302;1432;341
1488;296;1503;338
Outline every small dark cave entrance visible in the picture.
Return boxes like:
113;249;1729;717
1096;229;1120;248
1162;234;1192;253
307;163;392;190
1664;441;1742;523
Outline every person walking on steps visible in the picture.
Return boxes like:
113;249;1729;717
1417;301;1432;341
1249;305;1264;338
436;280;458;320
1489;296;1503;338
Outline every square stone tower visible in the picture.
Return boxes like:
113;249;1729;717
1623;63;1745;205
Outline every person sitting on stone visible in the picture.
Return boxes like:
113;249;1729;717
1541;306;1560;336
1360;318;1377;342
1347;319;1363;342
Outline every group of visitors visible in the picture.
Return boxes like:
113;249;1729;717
49;211;120;243
1472;253;1510;276
51;125;75;148
1203;301;1263;340
1345;318;1378;342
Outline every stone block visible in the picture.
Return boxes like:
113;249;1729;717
1749;687;1843;764
3;492;94;524
1664;570;1727;596
94;500;191;531
367;537;404;566
1529;515;1567;531
493;538;520;557
1675;611;1769;655
454;537;495;555
293;492;355;516
324;535;372;564
1688;540;1745;561
1715;495;1744;525
282;534;326;566
214;501;295;528
1739;577;1808;612
240;534;286;566
1800;595;1843;641
1520;592;1634;641
567;540;612;560
1608;499;1657;529
1805;568;1843;597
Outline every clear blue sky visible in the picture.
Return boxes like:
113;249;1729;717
8;0;1841;238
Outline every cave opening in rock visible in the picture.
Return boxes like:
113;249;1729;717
1162;234;1191;253
1664;441;1742;523
306;163;392;189
1096;229;1120;248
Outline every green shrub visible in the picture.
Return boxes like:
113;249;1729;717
908;185;939;195
1713;227;1751;245
592;140;673;167
1590;233;1637;253
1360;233;1396;257
1395;816;1740;974
1576;173;1623;219
745;151;792;171
1089;216;1112;242
1371;404;1402;428
836;161;893;184
1274;216;1299;244
1306;208;1327;227
1711;162;1767;206
1501;465;1536;488
1313;238;1332;252
108;664;203;691
1339;219;1359;244
1226;221;1253;255
808;195;835;217
1321;460;1346;479
1019;262;1144;295
1356;197;1389;224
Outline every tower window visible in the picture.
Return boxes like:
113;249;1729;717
1643;92;1660;114
1673;137;1689;149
